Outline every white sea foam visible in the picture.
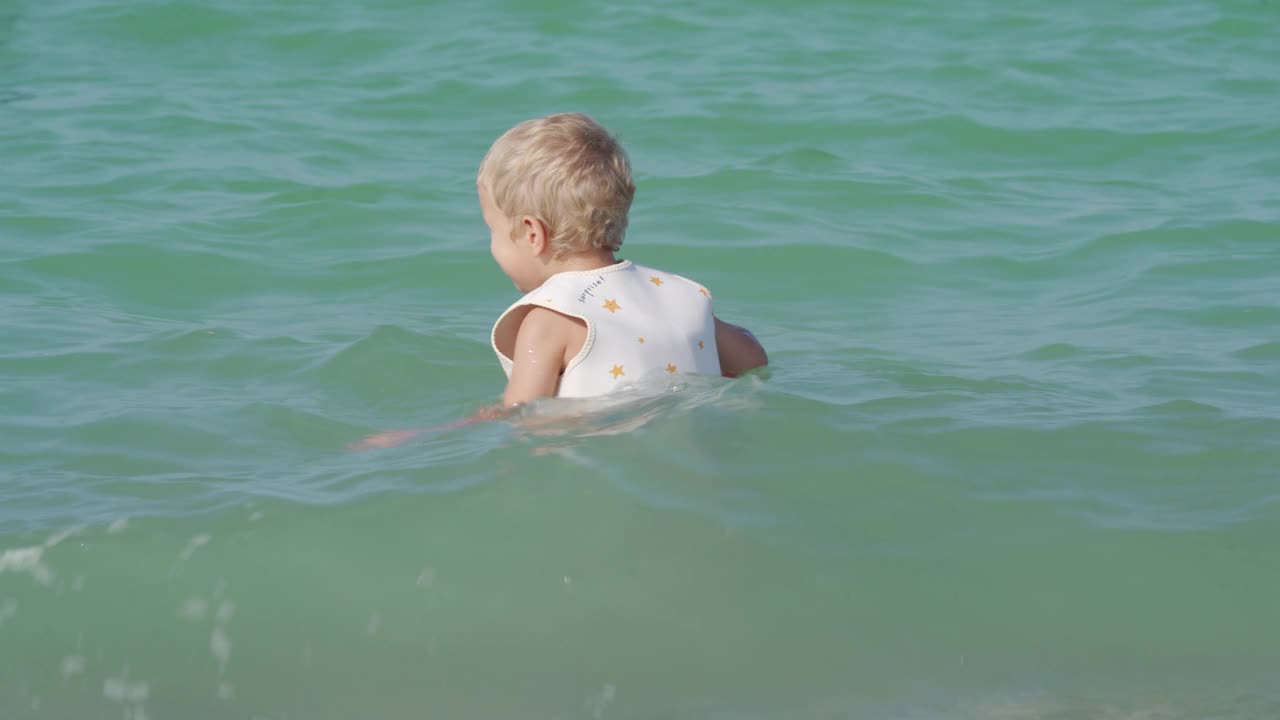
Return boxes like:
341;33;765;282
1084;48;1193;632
0;546;53;585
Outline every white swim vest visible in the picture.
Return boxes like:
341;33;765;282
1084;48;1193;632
491;260;721;398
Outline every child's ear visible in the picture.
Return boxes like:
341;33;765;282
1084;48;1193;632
521;216;550;257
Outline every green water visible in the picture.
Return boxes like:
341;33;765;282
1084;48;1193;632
3;0;1279;717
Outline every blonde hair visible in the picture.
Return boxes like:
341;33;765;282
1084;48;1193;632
478;113;635;258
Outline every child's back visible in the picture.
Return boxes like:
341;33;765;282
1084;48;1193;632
492;259;719;396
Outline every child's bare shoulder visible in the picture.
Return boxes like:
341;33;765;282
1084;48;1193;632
515;305;585;337
507;305;588;362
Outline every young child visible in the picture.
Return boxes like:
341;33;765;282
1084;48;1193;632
353;113;765;449
480;112;767;407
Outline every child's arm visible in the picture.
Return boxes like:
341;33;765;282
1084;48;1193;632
714;316;768;378
349;404;508;451
500;306;574;406
350;308;574;451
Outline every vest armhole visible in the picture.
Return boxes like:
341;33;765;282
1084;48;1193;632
492;301;595;373
491;304;532;367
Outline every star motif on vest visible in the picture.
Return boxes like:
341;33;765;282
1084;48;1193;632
609;364;625;379
602;298;621;313
650;276;664;286
666;363;678;374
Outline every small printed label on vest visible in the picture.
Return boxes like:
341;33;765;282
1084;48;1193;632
577;276;607;304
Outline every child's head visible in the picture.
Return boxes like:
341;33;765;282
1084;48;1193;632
478;113;635;264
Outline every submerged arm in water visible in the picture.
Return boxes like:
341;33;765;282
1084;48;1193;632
348;404;512;450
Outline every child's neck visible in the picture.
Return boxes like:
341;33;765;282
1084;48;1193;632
540;249;620;280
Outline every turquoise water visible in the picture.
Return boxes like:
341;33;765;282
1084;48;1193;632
3;0;1280;717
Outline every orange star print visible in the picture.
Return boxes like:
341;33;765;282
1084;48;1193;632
666;363;678;374
609;364;625;379
649;276;664;286
603;298;621;313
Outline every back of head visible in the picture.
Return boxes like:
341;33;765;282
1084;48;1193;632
478;113;636;258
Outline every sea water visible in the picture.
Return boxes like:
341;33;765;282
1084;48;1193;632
2;0;1278;717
